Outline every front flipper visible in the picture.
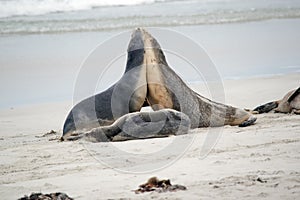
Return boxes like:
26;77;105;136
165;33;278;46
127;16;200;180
238;115;257;127
61;132;85;141
253;101;278;114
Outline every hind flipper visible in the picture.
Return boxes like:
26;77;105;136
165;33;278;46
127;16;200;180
253;101;278;114
61;132;85;141
238;115;257;127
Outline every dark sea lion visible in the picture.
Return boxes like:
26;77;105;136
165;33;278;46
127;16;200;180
253;87;300;114
62;29;148;139
66;109;190;142
62;28;256;142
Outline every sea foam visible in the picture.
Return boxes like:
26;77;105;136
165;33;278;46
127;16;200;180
0;0;156;18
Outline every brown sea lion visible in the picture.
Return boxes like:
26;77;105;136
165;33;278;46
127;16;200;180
62;28;256;142
138;28;256;128
253;87;300;114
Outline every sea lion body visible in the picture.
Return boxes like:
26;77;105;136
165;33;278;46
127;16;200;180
63;31;148;138
289;92;300;112
275;87;300;113
137;28;255;128
66;109;190;142
254;87;300;114
62;28;256;142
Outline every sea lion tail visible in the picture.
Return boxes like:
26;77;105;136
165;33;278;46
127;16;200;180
253;101;278;114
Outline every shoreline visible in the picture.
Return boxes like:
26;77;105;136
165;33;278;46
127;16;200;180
0;71;299;111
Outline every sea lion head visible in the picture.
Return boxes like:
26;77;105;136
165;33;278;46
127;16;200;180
126;28;167;73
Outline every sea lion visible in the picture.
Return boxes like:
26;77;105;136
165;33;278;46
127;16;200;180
62;28;256;142
65;109;190;142
62;29;149;139
138;28;256;128
253;87;300;114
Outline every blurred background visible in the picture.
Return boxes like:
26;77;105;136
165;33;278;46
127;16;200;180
0;0;300;108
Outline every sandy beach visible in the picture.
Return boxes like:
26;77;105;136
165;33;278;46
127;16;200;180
0;73;299;199
1;1;300;199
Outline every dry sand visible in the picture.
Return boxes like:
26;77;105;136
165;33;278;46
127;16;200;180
0;73;299;199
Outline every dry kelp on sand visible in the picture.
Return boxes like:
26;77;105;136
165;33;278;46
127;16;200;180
18;192;73;200
134;177;187;194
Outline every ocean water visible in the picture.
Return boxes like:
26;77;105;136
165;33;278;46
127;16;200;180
1;0;300;35
0;0;300;108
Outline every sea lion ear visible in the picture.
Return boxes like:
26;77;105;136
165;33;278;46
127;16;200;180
288;86;300;103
